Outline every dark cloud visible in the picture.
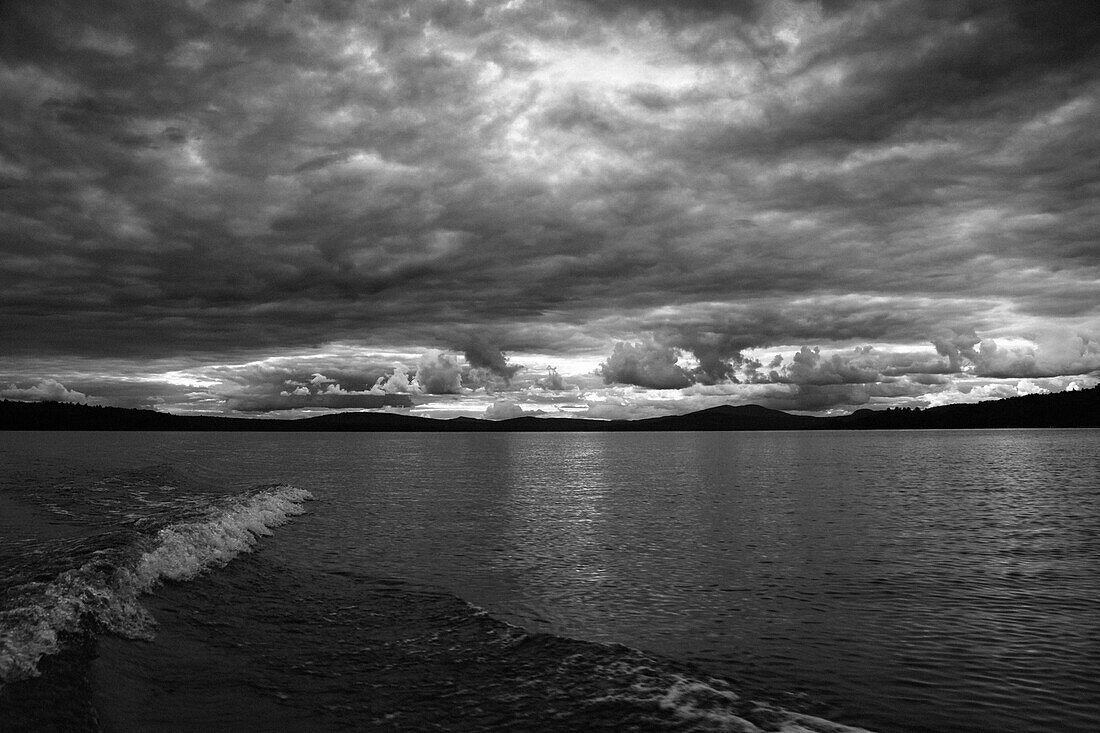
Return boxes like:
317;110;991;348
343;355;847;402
198;358;416;414
578;0;762;19
933;330;982;373
693;2;1100;156
414;350;465;395
775;345;882;386
599;340;693;389
1;0;1098;415
461;335;522;381
293;152;351;174
663;331;745;385
228;392;411;413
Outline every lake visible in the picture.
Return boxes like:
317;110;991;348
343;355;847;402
2;429;1098;732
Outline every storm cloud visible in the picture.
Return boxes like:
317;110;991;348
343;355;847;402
461;335;522;381
2;0;1097;415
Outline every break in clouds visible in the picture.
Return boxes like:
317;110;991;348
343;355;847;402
1;0;1098;417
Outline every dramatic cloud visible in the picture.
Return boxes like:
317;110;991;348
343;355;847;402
2;0;1097;415
371;364;417;395
484;400;525;420
1;379;88;404
933;331;983;373
461;335;522;381
535;367;572;392
931;329;1100;379
229;391;411;413
599;340;693;389
414;350;465;395
778;346;882;386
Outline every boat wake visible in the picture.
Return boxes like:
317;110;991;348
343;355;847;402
0;484;313;688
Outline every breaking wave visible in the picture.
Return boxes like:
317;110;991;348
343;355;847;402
0;484;313;687
582;660;876;733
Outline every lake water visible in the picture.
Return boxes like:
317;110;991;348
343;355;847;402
1;430;1098;732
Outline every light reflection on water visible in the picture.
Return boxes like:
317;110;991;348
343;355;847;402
11;429;1094;733
264;429;1099;733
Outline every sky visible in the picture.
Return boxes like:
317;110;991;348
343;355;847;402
1;0;1098;420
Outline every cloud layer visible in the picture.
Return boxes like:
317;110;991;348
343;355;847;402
1;0;1097;415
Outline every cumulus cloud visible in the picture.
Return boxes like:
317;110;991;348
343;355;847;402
599;339;693;389
462;336;522;382
484;400;525;420
371;364;416;395
933;330;983;372
212;360;415;412
535;367;572;391
0;379;88;403
666;330;747;385
777;346;883;385
931;329;1100;378
414;350;465;395
229;392;411;412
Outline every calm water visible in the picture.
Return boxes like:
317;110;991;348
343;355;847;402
1;430;1098;732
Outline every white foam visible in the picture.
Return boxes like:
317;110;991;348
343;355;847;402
656;675;754;728
127;485;313;588
594;661;877;733
0;484;313;687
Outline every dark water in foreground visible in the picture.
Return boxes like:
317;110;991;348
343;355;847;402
1;430;1098;732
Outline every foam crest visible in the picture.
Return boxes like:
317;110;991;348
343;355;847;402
0;484;313;687
128;484;313;588
595;661;877;733
0;560;156;687
656;675;753;729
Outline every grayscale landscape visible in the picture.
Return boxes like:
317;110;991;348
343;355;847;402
2;2;1098;731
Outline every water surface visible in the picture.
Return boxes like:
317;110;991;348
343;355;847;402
2;429;1097;732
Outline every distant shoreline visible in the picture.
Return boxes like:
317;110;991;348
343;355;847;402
2;386;1097;431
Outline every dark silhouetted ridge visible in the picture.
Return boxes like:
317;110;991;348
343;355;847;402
1;386;1097;431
